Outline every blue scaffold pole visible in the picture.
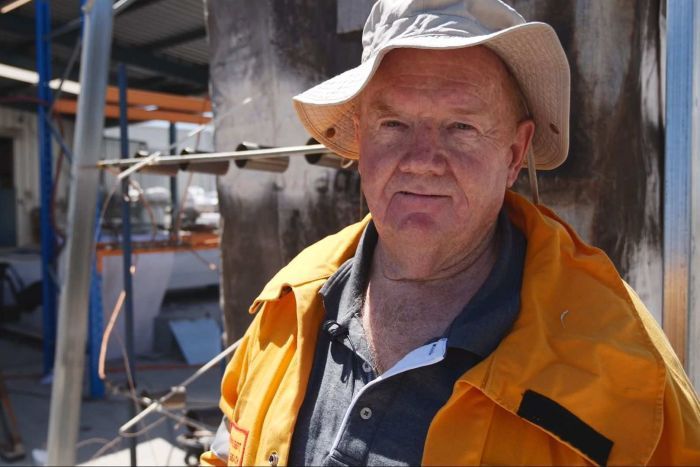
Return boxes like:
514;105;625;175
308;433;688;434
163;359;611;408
118;63;138;467
35;0;58;376
88;192;105;398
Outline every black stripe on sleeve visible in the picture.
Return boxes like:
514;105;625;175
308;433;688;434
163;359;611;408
517;390;613;466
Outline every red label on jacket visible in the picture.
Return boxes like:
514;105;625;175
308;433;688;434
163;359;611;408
228;420;248;466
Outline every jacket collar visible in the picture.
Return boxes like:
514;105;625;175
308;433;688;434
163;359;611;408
249;216;371;311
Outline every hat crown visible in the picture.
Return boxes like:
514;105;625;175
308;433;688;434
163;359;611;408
362;0;526;61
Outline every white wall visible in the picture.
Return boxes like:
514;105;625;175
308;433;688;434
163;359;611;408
0;105;74;247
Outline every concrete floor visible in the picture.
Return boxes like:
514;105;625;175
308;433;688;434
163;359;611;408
0;288;224;466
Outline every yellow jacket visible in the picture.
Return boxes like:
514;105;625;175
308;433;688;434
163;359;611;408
202;191;700;466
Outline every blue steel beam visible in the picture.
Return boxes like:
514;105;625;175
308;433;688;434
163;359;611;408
84;0;104;403
118;63;138;467
88;215;105;399
35;0;57;376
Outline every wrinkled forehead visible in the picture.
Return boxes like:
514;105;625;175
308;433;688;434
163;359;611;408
379;46;509;73
358;46;515;111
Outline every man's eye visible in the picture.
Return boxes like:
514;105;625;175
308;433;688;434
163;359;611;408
451;122;475;131
381;120;404;128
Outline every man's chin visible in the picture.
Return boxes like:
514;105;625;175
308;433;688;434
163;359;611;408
385;213;447;241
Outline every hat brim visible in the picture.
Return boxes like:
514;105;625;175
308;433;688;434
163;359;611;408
293;22;570;170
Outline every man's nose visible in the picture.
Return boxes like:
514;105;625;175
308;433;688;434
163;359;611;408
398;125;447;175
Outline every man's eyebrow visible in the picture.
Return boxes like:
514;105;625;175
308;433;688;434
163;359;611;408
367;100;399;114
366;100;486;117
446;107;483;119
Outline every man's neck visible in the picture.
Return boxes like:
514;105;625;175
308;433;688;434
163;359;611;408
362;225;500;372
375;222;499;281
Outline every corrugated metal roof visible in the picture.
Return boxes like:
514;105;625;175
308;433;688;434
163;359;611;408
1;0;210;95
162;37;209;65
113;0;205;47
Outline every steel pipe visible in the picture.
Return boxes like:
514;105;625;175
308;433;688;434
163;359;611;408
46;1;114;465
98;143;333;170
234;142;289;172
135;149;179;176
180;148;230;175
304;138;354;170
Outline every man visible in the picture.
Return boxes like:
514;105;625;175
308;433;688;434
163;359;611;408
202;1;700;465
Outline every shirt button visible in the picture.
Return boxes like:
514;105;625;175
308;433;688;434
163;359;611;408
268;451;279;466
360;407;373;420
362;361;372;373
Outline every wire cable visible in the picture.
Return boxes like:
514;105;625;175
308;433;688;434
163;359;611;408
86;416;167;461
119;337;241;434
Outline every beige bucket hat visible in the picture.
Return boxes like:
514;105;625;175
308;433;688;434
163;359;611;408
293;0;570;170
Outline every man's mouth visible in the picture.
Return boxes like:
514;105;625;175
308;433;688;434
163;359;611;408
398;191;447;198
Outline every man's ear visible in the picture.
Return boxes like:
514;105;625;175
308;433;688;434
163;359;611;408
506;118;535;188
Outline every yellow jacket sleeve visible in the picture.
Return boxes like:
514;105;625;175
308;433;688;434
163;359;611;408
199;314;261;466
627;283;700;465
648;369;700;465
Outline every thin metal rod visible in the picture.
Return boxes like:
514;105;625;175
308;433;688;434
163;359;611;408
45;115;75;165
169;122;178;237
48;34;82;114
99;144;334;170
35;0;58;378
46;2;114;465
136;396;213;433
116;151;162;179
118;63;138;467
119;337;242;434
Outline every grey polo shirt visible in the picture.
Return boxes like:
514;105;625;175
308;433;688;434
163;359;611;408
288;210;527;466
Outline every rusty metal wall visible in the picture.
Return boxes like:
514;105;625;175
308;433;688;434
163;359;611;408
206;0;664;342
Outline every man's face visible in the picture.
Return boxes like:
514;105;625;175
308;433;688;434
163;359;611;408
355;47;534;261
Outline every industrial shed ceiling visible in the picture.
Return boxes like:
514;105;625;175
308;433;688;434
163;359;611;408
0;0;210;100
